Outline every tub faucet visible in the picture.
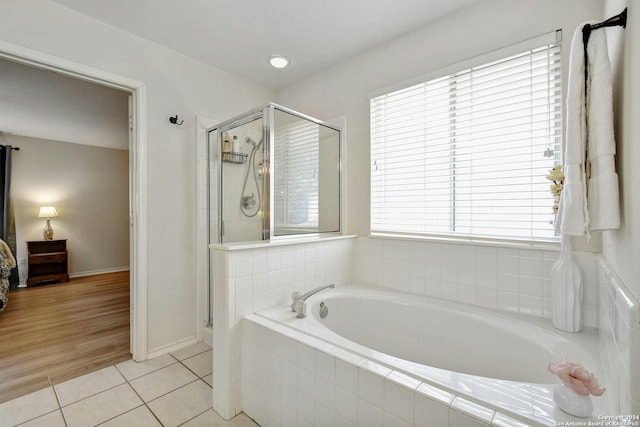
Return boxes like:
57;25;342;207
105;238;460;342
291;283;335;312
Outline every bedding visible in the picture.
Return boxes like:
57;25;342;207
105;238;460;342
0;239;16;312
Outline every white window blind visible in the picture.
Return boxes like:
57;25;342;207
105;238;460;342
370;41;562;242
274;121;319;228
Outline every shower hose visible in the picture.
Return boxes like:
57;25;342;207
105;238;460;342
240;139;262;217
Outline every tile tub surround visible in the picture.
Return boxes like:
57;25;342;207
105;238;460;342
212;234;603;420
0;343;258;427
210;236;356;419
354;236;599;327
597;256;640;417
242;314;610;427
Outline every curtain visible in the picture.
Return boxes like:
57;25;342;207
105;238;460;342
0;145;19;290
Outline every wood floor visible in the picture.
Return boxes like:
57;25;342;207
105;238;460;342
0;271;131;403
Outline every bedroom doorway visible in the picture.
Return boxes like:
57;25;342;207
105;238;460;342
0;40;148;379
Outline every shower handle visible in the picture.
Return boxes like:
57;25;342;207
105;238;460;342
241;193;256;209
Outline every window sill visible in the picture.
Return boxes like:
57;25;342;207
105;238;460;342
368;232;560;251
209;234;356;251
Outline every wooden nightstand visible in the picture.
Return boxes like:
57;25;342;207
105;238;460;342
26;240;69;287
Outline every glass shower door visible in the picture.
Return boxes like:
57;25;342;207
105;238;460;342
272;107;340;236
216;116;266;244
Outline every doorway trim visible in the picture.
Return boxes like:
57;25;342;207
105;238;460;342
0;40;149;361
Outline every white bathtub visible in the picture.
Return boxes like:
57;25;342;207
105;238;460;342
255;284;613;426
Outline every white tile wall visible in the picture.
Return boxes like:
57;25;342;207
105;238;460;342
355;237;599;327
242;315;542;427
597;256;640;416
226;239;354;323
217;234;610;423
211;236;356;419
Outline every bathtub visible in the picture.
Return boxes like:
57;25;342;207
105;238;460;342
250;284;613;426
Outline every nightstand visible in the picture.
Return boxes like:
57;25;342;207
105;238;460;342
26;240;69;287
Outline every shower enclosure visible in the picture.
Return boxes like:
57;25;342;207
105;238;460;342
208;103;342;245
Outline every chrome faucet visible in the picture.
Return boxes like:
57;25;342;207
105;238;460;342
291;283;335;312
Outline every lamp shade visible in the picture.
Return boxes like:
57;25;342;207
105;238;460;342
38;206;58;218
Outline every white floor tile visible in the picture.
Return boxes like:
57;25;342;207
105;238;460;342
0;387;59;427
15;409;65;427
180;409;222;426
170;342;212;361
115;354;176;381
182;349;213;377
181;409;260;426
54;365;125;407
129;363;198;402
61;383;142;427
202;373;213;387
147;380;212;427
100;405;162;427
0;343;219;427
230;413;261;427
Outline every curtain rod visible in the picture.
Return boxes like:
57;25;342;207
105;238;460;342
0;144;20;151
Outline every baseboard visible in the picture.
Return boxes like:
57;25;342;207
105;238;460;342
69;267;130;278
147;336;199;360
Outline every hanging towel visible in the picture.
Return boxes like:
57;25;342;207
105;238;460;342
556;22;620;237
586;28;620;231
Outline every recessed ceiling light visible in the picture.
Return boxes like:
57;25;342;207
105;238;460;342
268;55;290;69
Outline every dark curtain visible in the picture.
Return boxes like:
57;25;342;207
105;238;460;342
0;146;19;290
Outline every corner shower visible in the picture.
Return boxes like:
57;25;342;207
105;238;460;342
208;102;342;245
204;103;342;325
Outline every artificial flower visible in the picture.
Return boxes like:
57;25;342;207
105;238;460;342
546;165;565;182
548;359;605;396
545;165;565;213
550;183;563;197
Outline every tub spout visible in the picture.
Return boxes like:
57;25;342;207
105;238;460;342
291;283;335;312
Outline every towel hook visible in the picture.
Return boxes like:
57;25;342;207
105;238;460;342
169;115;184;126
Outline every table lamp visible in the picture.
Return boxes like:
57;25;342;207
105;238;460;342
38;206;58;240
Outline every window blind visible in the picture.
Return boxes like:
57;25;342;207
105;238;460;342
274;121;319;228
370;42;562;242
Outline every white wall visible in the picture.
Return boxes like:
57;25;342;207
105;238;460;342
598;3;640;413
275;0;604;238
9;134;129;280
602;0;640;299
0;0;274;353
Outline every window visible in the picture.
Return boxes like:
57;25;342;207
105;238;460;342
370;35;562;242
274;119;319;229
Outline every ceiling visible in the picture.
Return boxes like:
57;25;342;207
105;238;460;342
51;0;481;90
0;58;129;150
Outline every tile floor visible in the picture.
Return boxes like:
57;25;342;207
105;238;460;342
0;343;259;427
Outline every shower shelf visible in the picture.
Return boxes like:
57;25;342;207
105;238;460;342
222;151;248;164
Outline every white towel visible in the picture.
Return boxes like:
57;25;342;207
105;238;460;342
586;29;620;231
556;22;620;237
